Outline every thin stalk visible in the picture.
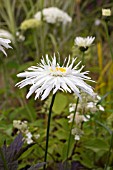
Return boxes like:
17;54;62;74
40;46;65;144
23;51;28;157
82;51;84;65
104;21;113;60
104;131;113;170
66;97;79;161
43;93;56;170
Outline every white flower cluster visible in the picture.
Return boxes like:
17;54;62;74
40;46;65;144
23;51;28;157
34;7;72;25
74;92;104;113
67;93;104;140
67;112;90;141
13;120;40;144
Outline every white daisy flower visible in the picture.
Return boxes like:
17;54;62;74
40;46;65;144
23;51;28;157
74;36;95;51
34;7;72;25
0;38;12;56
16;54;95;100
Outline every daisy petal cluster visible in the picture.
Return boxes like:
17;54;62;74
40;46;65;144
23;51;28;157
0;29;14;41
74;36;95;51
16;54;95;100
34;7;72;25
0;38;12;56
13;120;40;144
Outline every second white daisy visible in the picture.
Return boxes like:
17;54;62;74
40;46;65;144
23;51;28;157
75;36;95;51
16;54;95;100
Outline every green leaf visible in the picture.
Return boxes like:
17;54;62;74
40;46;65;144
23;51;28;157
53;93;68;114
84;138;109;153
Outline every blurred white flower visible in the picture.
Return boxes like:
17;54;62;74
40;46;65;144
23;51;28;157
72;127;84;141
13;120;28;131
0;38;12;56
74;135;80;140
13;120;40;145
34;7;72;25
71;92;105;114
102;9;111;16
67;112;90;125
16;31;25;42
34;134;40;139
75;36;95;48
25;132;33;144
94;19;101;26
16;54;95;100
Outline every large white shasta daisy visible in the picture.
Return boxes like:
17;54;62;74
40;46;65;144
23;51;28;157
16;54;95;100
0;38;12;56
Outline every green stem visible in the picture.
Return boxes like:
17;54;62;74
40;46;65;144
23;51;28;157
0;148;9;170
104;131;113;170
104;21;113;60
43;93;56;170
66;97;79;161
82;52;84;65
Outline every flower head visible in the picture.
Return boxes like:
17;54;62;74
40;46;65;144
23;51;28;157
74;36;95;51
16;54;95;100
102;9;111;16
0;38;12;56
20;18;42;30
34;7;72;25
67;112;90;126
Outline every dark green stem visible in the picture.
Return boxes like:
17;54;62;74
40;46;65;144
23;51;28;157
104;21;113;60
43;93;56;170
66;97;79;161
82;52;84;65
104;131;113;170
0;148;9;170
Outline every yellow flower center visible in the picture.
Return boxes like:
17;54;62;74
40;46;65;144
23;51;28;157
50;67;66;73
56;67;66;72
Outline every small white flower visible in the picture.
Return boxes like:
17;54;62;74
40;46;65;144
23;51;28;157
34;134;40;139
25;132;33;144
67;112;90;125
94;19;101;26
71;127;84;140
74;36;95;51
16;54;95;100
74;135;80;140
34;7;72;25
98;105;104;111
0;38;12;56
26;132;32;139
102;9;111;16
